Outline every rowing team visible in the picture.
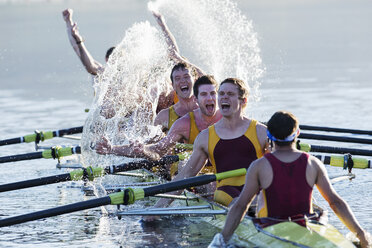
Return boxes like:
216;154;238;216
94;61;371;247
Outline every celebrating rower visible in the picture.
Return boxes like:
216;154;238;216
96;75;221;164
209;111;371;248
142;78;268;218
62;9;113;76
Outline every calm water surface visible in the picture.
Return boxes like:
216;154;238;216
0;0;371;247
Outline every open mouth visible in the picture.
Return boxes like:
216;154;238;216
221;103;230;110
206;104;215;112
180;86;189;93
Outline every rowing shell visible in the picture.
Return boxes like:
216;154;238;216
102;169;356;248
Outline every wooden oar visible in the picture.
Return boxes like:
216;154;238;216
0;168;246;227
0;146;81;164
0;126;83;146
0;155;181;193
299;133;372;145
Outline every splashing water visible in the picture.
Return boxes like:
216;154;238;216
81;0;264;168
81;21;173;167
149;0;265;102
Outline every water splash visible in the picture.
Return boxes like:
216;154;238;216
81;0;264;167
81;21;173;167
148;0;265;103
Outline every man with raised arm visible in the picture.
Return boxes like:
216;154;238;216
143;78;268;217
62;9;113;76
209;111;371;248
96;75;222;164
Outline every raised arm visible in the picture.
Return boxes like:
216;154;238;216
314;158;370;247
70;24;104;75
152;11;205;78
152;10;180;56
62;9;81;58
62;9;103;75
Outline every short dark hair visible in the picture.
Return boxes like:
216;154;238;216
170;62;194;84
220;78;249;99
105;47;115;60
193;75;218;98
267;111;299;146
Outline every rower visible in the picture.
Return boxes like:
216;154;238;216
210;111;371;248
142;78;268;220
154;62;200;132
95;75;222;167
62;9;112;76
62;8;177;116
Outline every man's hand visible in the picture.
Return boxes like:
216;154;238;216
357;231;372;248
95;136;112;155
62;9;73;24
131;141;161;161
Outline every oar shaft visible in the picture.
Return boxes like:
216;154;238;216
52;126;83;137
0;146;81;164
0;126;84;147
0;137;22;146
0;173;71;193
107;155;179;174
310;145;372;156
144;174;216;196
299;133;372;145
0;152;42;163
299;124;372;135
0;196;111;227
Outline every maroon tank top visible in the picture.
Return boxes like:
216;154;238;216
264;153;313;218
213;135;258;173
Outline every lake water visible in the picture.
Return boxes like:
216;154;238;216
0;0;371;247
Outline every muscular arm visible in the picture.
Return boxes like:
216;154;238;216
154;108;170;132
256;121;270;154
149;131;209;209
152;11;180;56
143;116;190;159
221;161;261;242
152;11;205;78
314;159;370;247
67;19;103;75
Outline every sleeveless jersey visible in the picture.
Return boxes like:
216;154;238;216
187;111;200;144
168;105;180;130
257;153;313;218
208;120;263;205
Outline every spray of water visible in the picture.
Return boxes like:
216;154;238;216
81;0;264;168
148;0;265;103
81;21;173;167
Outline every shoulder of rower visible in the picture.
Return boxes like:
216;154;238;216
169;114;191;138
154;108;170;129
193;128;209;152
254;120;268;148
